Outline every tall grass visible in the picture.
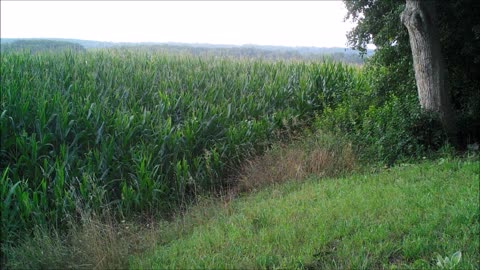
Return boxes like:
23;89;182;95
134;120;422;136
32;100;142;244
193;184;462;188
0;48;370;248
238;131;356;192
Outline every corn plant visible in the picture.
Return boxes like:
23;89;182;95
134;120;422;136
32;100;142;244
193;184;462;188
0;48;371;243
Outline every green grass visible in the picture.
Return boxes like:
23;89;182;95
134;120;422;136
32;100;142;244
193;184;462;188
132;158;479;269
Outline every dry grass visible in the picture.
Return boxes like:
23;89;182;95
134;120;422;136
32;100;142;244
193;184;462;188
70;214;158;269
238;133;356;192
4;211;160;270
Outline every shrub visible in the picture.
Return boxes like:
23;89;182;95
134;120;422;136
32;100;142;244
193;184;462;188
315;75;449;165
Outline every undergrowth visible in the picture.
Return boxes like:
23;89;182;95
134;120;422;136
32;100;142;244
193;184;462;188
238;131;356;192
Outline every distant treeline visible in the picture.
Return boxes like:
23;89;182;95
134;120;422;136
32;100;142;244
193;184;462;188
1;39;86;53
121;44;367;64
1;38;368;64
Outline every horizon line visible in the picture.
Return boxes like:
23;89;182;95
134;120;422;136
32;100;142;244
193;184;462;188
1;37;375;50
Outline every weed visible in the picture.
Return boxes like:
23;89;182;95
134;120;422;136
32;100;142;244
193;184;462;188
238;132;356;191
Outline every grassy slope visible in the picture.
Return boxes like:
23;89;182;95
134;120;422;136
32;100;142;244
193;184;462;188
132;158;479;269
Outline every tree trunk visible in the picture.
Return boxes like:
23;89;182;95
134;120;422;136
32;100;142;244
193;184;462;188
400;0;457;139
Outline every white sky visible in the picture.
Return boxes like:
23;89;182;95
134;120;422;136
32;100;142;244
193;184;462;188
1;1;356;48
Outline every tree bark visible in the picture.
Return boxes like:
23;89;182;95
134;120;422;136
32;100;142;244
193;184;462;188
400;0;457;138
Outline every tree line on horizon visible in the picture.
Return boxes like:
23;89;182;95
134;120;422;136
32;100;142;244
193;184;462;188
1;38;368;64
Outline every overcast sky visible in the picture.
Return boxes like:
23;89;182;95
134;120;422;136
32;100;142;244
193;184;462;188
1;1;356;48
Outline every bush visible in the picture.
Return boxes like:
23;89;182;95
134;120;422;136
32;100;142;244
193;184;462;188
315;71;449;165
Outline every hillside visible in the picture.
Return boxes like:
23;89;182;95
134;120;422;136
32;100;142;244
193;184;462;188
131;159;479;269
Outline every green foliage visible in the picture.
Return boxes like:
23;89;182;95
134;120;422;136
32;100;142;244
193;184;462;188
315;69;449;165
343;0;480;146
131;159;479;269
344;0;409;55
2;43;474;267
0;49;367;247
436;251;462;269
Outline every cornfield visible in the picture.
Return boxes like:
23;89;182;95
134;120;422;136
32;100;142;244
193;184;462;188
0;48;370;244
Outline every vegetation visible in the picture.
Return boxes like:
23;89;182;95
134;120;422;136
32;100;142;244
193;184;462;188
1;20;478;266
127;157;477;269
1;38;368;64
0;48;370;251
0;39;85;53
237;131;356;192
5;135;478;269
121;44;367;64
344;0;480;146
